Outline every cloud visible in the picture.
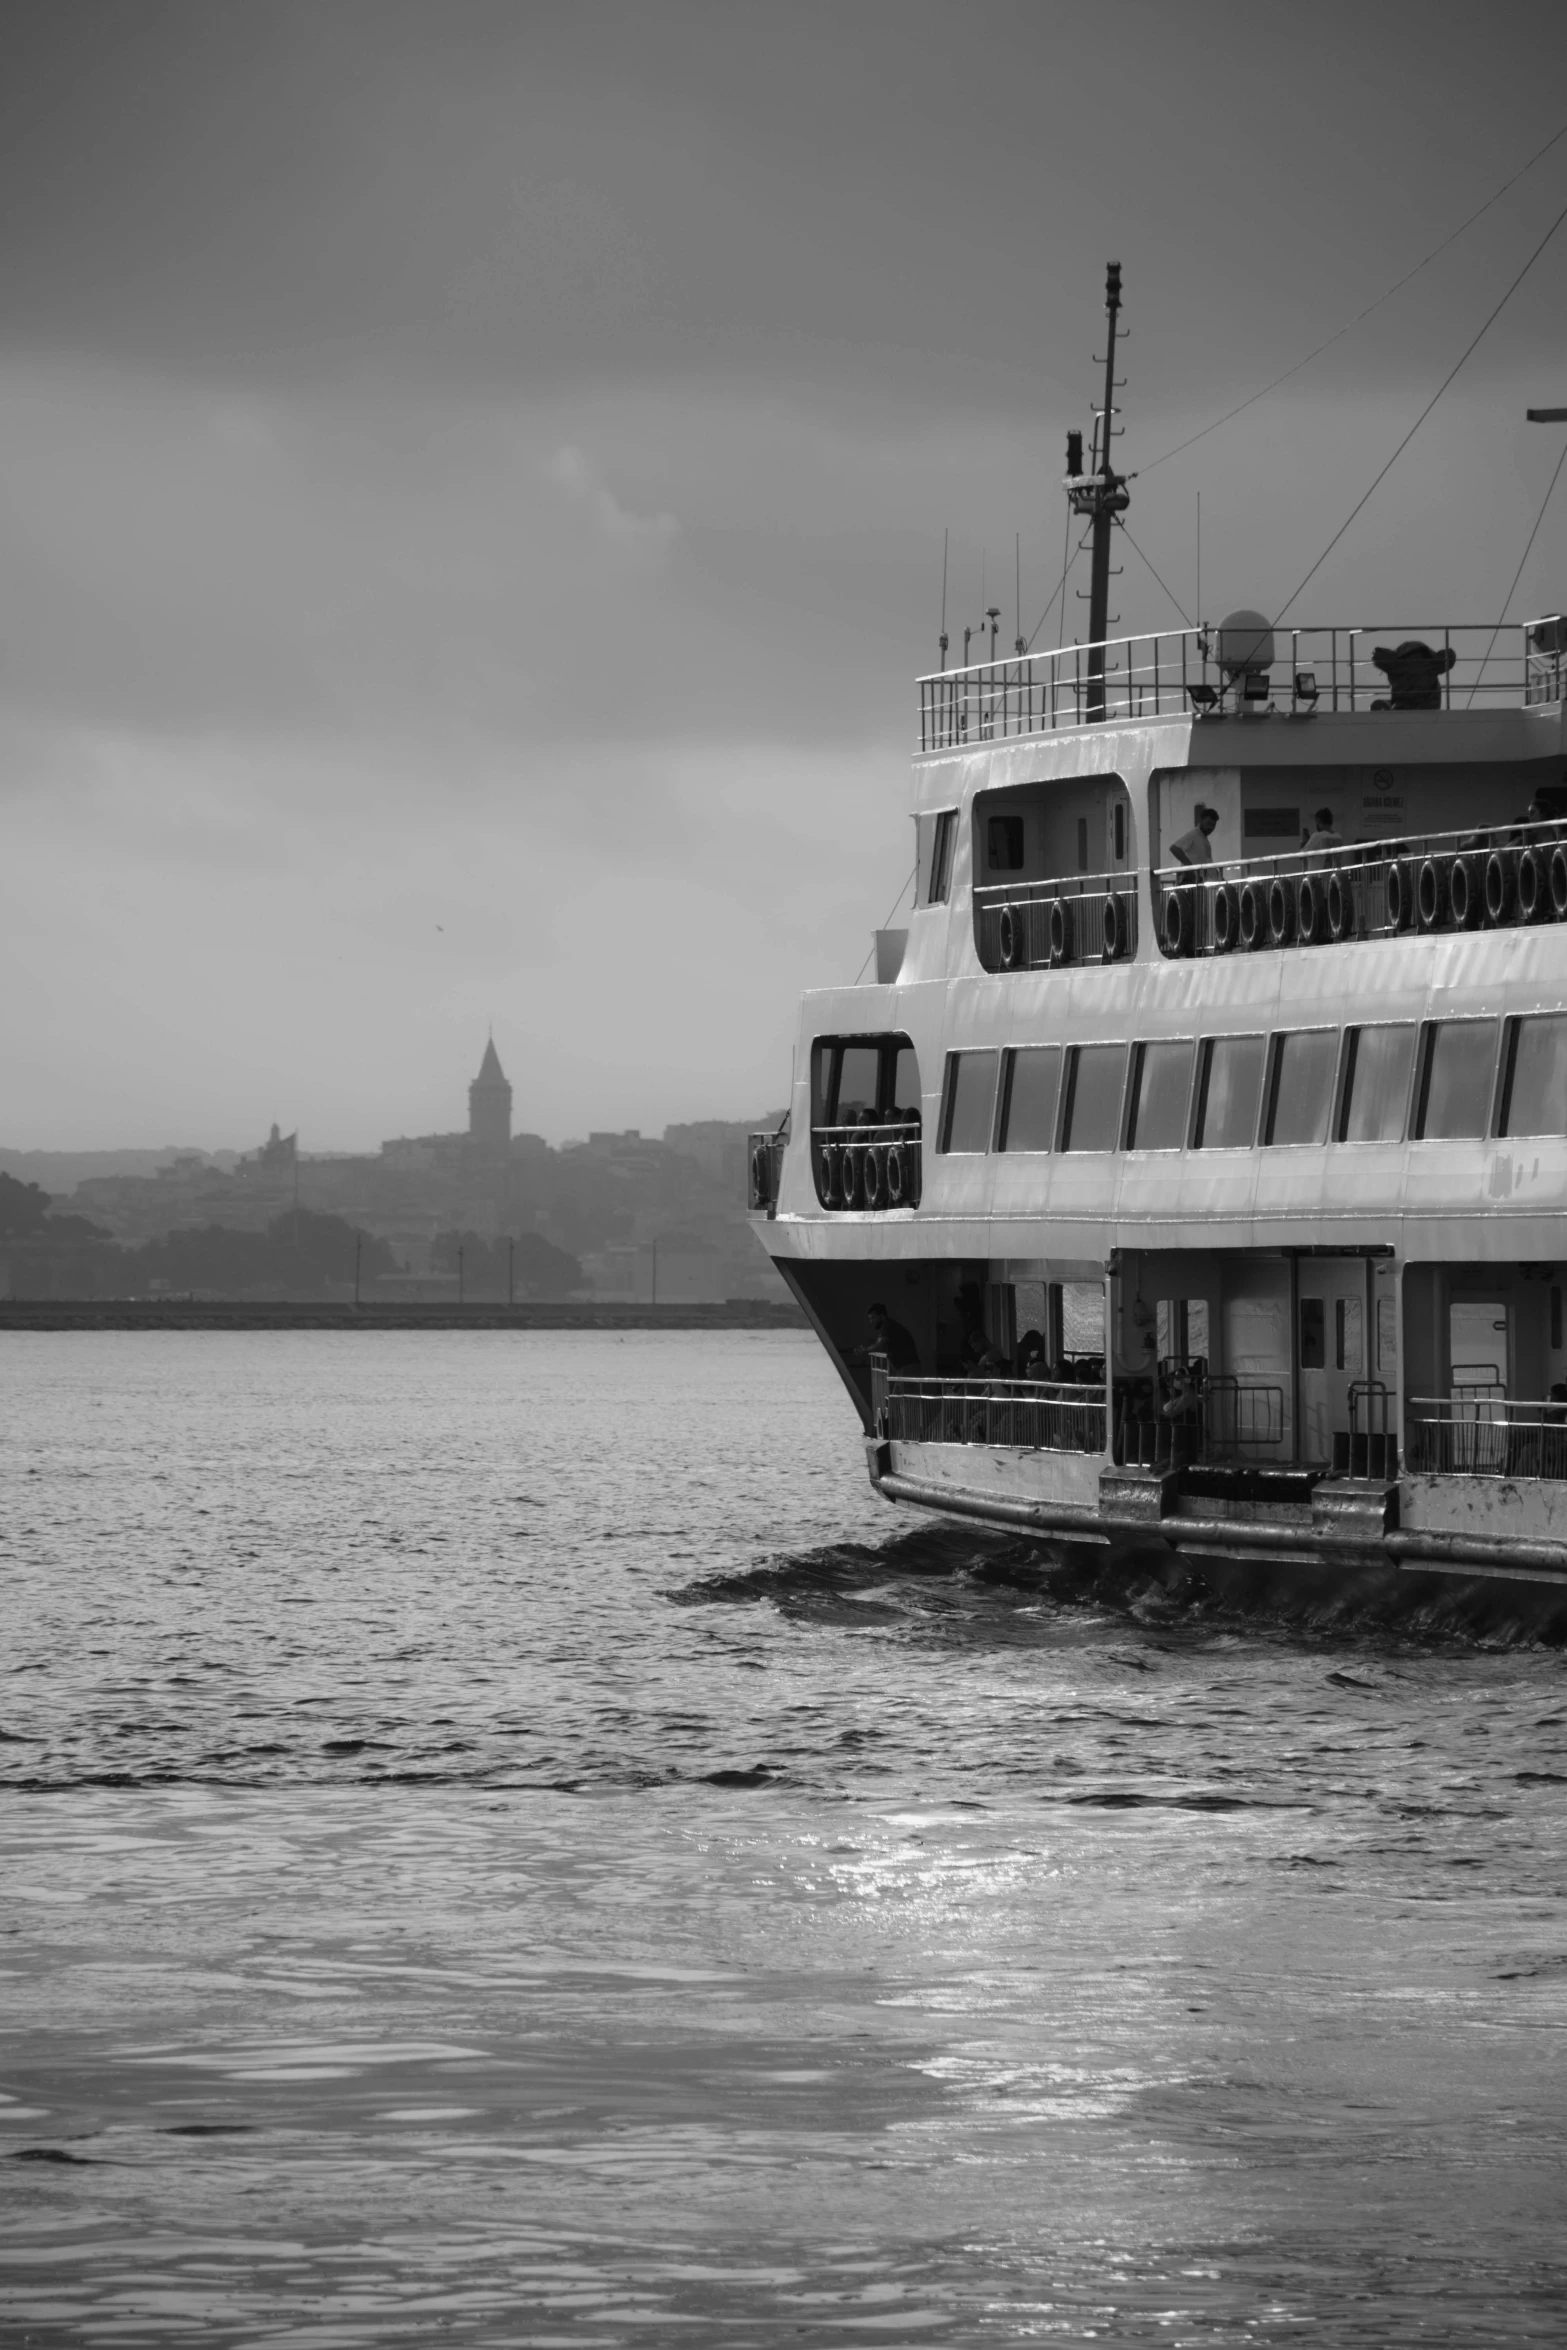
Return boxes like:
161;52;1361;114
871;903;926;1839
548;441;678;557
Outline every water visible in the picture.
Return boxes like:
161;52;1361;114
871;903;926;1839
3;1329;1566;2346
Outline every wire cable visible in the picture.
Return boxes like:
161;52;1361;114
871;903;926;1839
1115;517;1193;628
1023;524;1093;653
1143;121;1567;477
1466;439;1567;705
1273;190;1567;626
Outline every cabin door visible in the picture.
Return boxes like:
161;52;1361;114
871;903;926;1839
1297;1258;1367;1466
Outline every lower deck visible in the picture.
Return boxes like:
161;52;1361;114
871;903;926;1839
774;1243;1567;1595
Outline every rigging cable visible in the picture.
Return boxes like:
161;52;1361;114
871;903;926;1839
1023;523;1094;654
1114;517;1192;629
1143;120;1567;477
1273;188;1567;626
1466;438;1567;705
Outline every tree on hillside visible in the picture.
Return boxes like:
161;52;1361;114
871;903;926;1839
0;1173;52;1238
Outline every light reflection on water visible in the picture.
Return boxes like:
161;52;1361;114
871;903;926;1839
2;1329;1566;2345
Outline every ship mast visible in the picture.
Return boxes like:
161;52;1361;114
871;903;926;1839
1065;262;1131;721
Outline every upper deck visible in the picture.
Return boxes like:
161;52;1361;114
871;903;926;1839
916;617;1567;759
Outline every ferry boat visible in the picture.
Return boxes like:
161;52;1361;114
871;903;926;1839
748;264;1567;1628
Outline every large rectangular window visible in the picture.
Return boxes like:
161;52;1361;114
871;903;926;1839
1340;1024;1416;1143
1126;1041;1192;1150
998;1047;1062;1153
835;1045;881;1121
1500;1016;1567;1138
1265;1030;1340;1147
1415;1020;1499;1141
940;1050;999;1153
1194;1035;1265;1149
1061;1045;1127;1152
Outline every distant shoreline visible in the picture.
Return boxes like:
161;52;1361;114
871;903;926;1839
0;1300;807;1334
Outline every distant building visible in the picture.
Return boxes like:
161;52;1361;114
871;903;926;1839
468;1039;512;1160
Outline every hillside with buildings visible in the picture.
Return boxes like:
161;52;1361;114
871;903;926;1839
1;1042;786;1303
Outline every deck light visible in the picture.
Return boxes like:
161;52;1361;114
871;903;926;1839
1242;670;1271;704
1187;682;1218;713
1293;669;1319;708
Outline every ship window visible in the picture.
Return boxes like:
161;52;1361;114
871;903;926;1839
987;816;1025;871
1415;1020;1500;1140
940;1050;1000;1153
1126;1041;1192;1151
927;810;957;905
835;1045;881;1122
1299;1297;1326;1368
998;1047;1062;1153
1062;1045;1127;1152
1265;1030;1340;1147
1499;1015;1567;1137
891;1045;921;1120
1339;1024;1416;1143
1194;1035;1265;1149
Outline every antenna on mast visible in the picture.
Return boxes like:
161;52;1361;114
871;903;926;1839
939;527;949;671
1065;261;1132;721
1014;534;1025;655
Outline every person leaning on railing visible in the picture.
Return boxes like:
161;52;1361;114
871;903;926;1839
1169;806;1218;866
848;1301;920;1374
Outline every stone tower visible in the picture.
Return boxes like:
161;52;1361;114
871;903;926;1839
468;1037;513;1160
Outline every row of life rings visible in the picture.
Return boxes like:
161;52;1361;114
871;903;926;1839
816;1138;919;1210
749;1142;775;1209
1164;871;1358;955
997;893;1132;969
1387;842;1567;934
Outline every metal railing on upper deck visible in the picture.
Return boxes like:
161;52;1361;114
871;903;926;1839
812;1120;922;1212
1155;816;1567;957
917;619;1565;751
973;869;1136;971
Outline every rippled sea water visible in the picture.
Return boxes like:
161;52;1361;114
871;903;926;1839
3;1329;1566;2347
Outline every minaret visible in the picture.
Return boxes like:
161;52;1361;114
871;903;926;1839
468;1036;513;1160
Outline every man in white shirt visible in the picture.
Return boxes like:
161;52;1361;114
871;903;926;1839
1169;806;1218;865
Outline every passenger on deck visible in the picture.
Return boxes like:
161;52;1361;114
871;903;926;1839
961;1327;1008;1376
853;1301;919;1372
1016;1328;1047;1379
1169;806;1219;866
1303;806;1342;855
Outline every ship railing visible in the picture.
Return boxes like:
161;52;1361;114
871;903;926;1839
974;870;1137;972
811;1120;922;1211
747;1124;789;1217
1154;816;1567;958
1116;1374;1285;1468
1338;1380;1400;1479
1198;1377;1286;1461
1407;1395;1567;1481
917;618;1564;751
875;1370;1106;1454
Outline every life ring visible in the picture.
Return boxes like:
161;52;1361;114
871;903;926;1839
1295;874;1322;945
1101;891;1129;961
1417;854;1447;932
1048;895;1075;967
1267;873;1296;946
1238;878;1268;950
1211;882;1239;954
884;1142;905;1205
1449;853;1481;931
1483;848;1514;927
1552;842;1567;921
1162;886;1194;958
998;904;1025;970
1387;857;1416;933
817;1142;839;1206
841;1146;865;1209
1325;870;1352;942
1518;844;1547;923
750;1142;772;1208
861;1145;884;1210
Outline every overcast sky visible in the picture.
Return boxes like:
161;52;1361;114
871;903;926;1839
4;0;1567;1149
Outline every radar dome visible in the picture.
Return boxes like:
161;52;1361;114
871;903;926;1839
1215;609;1275;678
